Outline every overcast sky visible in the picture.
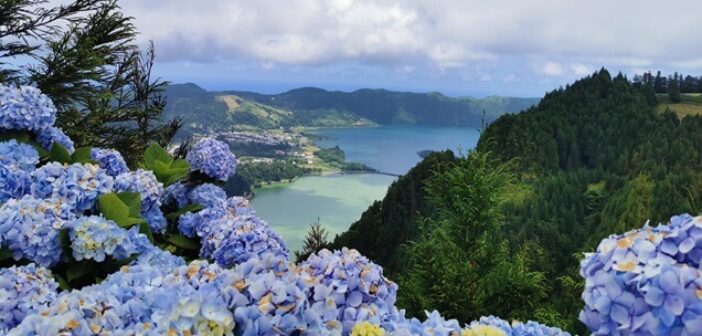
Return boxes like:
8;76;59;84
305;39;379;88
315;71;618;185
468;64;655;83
115;0;702;97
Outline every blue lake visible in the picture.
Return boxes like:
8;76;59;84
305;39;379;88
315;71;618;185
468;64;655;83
252;125;481;251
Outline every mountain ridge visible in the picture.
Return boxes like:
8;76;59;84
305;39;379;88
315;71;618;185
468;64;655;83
163;83;540;136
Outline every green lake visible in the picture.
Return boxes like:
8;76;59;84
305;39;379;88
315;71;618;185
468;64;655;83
251;125;480;251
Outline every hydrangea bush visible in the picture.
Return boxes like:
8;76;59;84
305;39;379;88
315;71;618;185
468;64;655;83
0;84;571;335
580;214;702;335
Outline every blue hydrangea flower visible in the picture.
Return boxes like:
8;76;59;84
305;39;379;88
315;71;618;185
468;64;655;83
114;169;165;233
31;162;114;214
0;85;56;131
580;214;702;335
177;196;287;267
162;181;190;208
187;137;237;181
0;196;71;267
163;182;227;209
11;261;237;335
35;126;75;153
0;163;31;203
142;206;167;233
0;264;58;332
188;183;227;208
68;216;145;262
90;148;128;176
296;248;399;334
0;139;39;171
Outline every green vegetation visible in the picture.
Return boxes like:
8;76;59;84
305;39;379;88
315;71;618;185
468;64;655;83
314;146;375;172
294;218;331;262
1;0;180;164
331;150;458;273
333;69;702;333
235;160;318;189
163;84;540;135
230;87;539;127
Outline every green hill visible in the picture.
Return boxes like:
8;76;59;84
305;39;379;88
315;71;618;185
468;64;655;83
227;87;539;126
331;70;702;332
163;83;540;136
162;83;298;137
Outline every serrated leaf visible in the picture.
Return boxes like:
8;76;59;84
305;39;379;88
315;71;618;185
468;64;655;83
139;222;154;243
48;143;71;163
66;262;91;283
166;234;200;250
71;147;94;164
143;143;173;169
117;192;142;218
165;203;204;221
97;193;129;225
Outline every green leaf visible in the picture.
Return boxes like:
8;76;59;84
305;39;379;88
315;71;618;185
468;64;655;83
163;167;190;186
97;193;130;225
59;228;72;258
166;234;200;250
53;274;71;291
165;203;204;221
29;141;50;158
170;159;190;169
66;261;91;283
121;217;146;228
0;130;31;142
143;143;173;169
0;248;12;261
48;143;71;163
117;192;142;218
71;147;95;164
139;222;154;243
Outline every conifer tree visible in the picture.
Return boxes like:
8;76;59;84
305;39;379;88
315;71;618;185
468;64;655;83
0;0;180;164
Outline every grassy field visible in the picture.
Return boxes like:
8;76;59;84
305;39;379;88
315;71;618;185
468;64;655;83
655;94;702;118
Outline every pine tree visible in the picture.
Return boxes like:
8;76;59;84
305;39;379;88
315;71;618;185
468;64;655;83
0;0;180;164
294;218;330;262
668;73;682;103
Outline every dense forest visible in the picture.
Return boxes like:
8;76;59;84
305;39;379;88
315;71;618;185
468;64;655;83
331;69;702;333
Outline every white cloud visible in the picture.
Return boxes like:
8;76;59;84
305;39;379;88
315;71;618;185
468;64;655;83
571;64;592;76
541;62;563;76
99;0;702;86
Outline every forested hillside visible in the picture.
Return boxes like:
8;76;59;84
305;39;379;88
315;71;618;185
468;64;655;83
163;83;540;135
332;69;702;333
229;87;539;126
331;150;458;273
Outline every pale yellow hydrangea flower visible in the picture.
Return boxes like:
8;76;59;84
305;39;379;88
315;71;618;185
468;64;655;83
351;321;385;336
461;325;507;336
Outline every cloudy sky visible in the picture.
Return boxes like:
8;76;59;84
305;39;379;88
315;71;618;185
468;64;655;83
116;0;701;97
